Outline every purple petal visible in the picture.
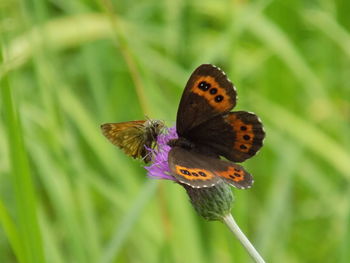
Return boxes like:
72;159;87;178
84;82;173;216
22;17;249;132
145;126;178;181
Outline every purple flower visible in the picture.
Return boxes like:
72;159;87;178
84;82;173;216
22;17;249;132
145;126;178;180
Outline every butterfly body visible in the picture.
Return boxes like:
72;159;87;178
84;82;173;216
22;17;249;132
168;64;265;189
101;119;164;162
168;137;195;150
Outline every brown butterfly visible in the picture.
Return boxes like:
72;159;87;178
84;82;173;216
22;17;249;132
101;119;164;163
168;64;265;189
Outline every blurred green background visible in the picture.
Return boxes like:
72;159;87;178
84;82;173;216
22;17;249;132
1;0;350;262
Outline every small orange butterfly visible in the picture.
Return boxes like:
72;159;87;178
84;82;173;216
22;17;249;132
101;119;164;163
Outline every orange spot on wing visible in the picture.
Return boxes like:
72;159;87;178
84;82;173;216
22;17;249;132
224;114;254;153
216;167;245;182
191;76;233;112
175;165;215;181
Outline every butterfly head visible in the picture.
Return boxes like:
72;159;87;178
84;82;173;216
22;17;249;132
145;119;165;136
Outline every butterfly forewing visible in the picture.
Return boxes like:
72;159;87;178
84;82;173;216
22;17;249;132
176;64;237;136
168;147;253;189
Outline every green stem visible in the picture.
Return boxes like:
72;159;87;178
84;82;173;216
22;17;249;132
222;214;265;263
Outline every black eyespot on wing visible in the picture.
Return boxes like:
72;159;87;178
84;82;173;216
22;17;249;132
198;81;211;91
180;169;191;175
209;88;218;94
198;171;207;177
215;95;224;102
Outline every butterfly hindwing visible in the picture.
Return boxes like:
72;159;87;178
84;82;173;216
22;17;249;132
224;111;265;162
176;64;237;136
187;111;265;162
168;147;253;189
168;147;221;188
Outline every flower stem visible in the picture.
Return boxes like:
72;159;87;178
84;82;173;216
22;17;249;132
222;214;265;263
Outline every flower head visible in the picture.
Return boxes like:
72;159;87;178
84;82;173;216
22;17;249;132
145;125;178;180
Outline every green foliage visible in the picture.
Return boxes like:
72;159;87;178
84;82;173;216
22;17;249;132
1;0;350;262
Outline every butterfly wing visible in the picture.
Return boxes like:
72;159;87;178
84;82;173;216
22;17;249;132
101;120;163;162
176;64;237;136
168;147;253;189
187;111;265;162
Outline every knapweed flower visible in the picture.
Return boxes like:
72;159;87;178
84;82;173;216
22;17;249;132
145;125;234;221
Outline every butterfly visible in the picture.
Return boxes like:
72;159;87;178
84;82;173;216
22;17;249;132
168;64;265;189
101;119;164;163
